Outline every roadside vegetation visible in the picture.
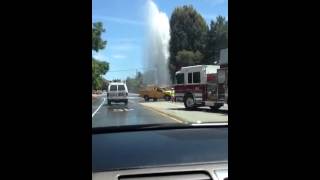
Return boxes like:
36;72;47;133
92;22;109;90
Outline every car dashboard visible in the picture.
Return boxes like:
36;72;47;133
93;162;227;180
92;126;228;180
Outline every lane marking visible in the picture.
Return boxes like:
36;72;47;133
92;98;106;118
112;109;124;112
111;108;134;112
142;106;184;124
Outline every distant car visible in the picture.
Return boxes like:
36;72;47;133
107;82;128;105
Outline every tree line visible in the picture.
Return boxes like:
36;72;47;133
169;5;228;82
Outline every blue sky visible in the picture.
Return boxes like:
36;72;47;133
92;0;228;80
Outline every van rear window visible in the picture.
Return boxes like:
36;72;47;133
118;85;125;91
110;85;117;91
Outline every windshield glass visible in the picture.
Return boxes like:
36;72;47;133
92;0;228;128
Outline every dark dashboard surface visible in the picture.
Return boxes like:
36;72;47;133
92;127;228;172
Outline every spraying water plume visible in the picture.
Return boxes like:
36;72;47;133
143;0;171;87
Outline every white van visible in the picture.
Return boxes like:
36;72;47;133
107;82;128;105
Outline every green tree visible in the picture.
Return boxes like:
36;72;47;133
92;22;107;52
175;50;203;68
205;16;228;64
92;58;109;90
93;75;103;90
92;22;109;90
169;5;208;82
101;78;108;91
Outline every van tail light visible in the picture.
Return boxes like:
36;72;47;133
126;92;128;96
107;93;109;97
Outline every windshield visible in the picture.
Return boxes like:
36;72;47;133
92;0;228;128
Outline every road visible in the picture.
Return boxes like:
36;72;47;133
92;93;178;127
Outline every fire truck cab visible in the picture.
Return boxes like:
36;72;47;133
174;65;225;110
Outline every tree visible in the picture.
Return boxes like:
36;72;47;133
93;75;103;90
92;58;109;90
205;16;228;64
92;22;109;90
175;50;203;68
92;22;107;52
169;5;208;82
101;78;108;91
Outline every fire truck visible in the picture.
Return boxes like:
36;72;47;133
174;49;228;110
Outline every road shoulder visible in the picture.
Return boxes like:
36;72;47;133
140;101;228;124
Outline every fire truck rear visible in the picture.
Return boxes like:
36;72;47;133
174;64;225;110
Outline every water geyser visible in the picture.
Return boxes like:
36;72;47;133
143;0;171;87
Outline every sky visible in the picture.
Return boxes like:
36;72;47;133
92;0;228;80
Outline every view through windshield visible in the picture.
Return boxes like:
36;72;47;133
92;0;228;128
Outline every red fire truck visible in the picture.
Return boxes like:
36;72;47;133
174;49;228;110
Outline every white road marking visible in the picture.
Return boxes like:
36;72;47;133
92;98;106;118
111;108;134;112
113;109;124;112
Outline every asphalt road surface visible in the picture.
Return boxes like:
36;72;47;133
92;93;178;128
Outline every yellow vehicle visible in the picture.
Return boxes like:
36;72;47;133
160;87;175;101
139;85;172;101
